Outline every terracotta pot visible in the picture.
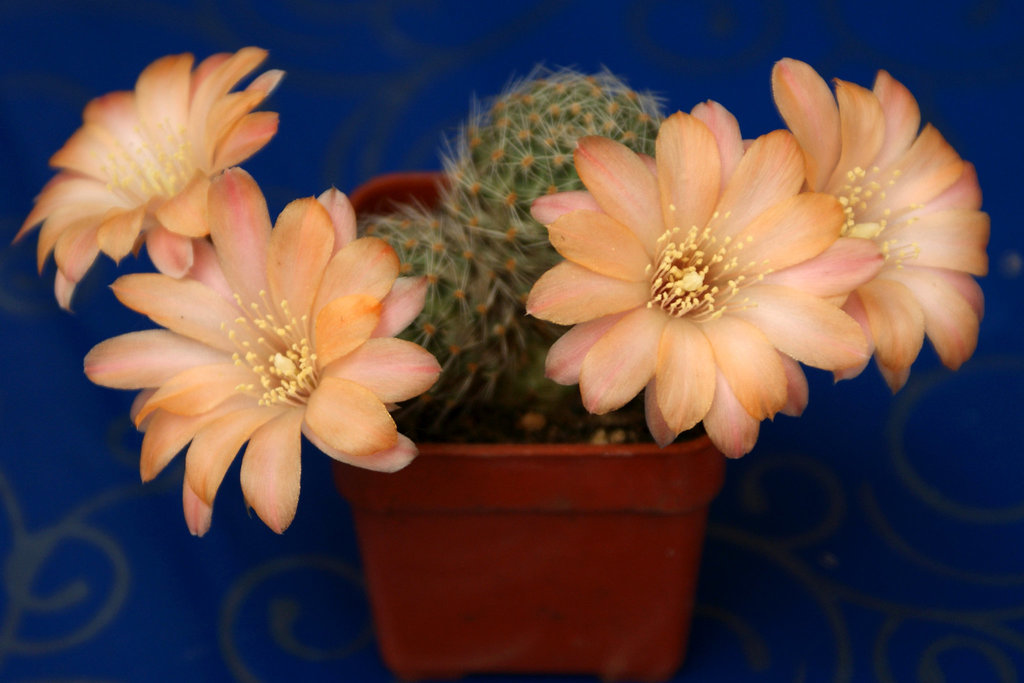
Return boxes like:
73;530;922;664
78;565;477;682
333;172;727;681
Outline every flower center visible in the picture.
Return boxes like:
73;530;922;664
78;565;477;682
226;292;319;407
836;165;920;267
646;218;756;321
103;119;194;201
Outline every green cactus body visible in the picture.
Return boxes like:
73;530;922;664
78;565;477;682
360;67;663;435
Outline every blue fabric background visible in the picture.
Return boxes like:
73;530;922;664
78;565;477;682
1;1;1022;681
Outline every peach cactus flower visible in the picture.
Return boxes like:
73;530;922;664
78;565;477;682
84;169;440;535
17;47;283;308
527;108;883;457
772;58;989;390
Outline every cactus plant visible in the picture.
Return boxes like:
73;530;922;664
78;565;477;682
360;67;664;434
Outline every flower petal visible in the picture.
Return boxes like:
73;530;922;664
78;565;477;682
579;306;665;414
656;112;721;240
323;337;440;403
305;427;417;473
304;377;398;458
826;79;885;191
208;167;271;301
213;111;279;170
145;226;195;278
183;479;213;537
153;172;211;238
729;191;844;273
872;69;921;169
545;312;628;385
111;273;240;350
896;266;981;371
85;329;229;389
574;135;663;251
267;197;334;316
763;237;883;298
140;395;251;481
526;261;649;325
779;353;809;417
314;294;382;367
240;408;304;534
373;276;427;337
771;58;841;191
734;283;870;370
855;277;926;384
185;405;279;505
703;369;761;459
134;362;254;425
135;53;193;134
96;205;146;262
531;191;600;225
313;237;399;316
886;208;989;276
546;210;649;281
701;315;787;420
317;187;358;248
690;99;743;189
712;130;806;242
654;318;716;434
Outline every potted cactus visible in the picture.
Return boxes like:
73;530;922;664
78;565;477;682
332;70;727;681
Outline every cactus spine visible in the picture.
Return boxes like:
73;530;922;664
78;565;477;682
361;68;664;432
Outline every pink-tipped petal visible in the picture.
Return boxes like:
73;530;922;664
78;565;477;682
690;100;744;190
323;337;440;403
183;479;213;537
185;406;278;506
896;266;981;371
317;187;358;248
872;70;921;169
574;135;664;251
134;363;254;425
655;112;721;241
85;329;229;389
313;237;399;316
701;315;787;421
778;353;809;417
579;307;665;414
644;378;679;447
834;291;874;381
826;79;886;190
213;111;279;170
702;369;761;459
712;130;806;242
526;261;649;325
545;312;627;385
531;191;600;225
373;276;427;337
885;208;989;276
654;318;716;434
771;58;841;191
145;226;195;278
763;237;884;297
546;210;650;281
186;239;233;301
240;408;304;534
207;168;271;301
304;427;417;473
111;273;241;351
856;277;926;380
267;197;335;316
735;284;870;370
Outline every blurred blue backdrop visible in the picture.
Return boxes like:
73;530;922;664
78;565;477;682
1;1;1022;681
